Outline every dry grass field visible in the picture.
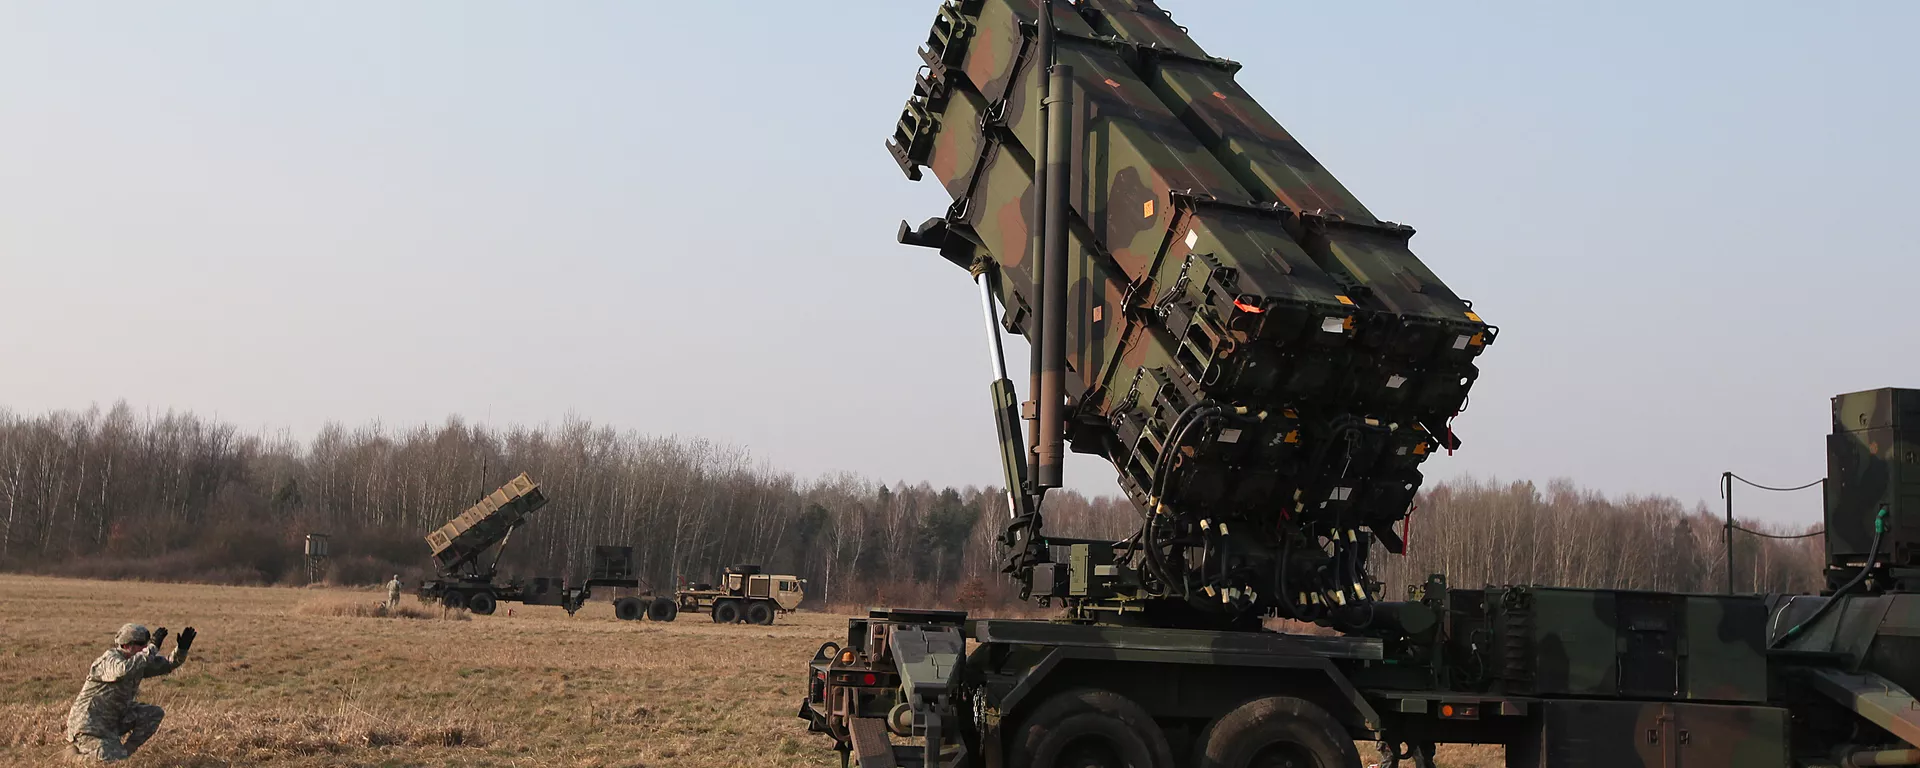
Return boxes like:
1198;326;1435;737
0;575;1502;767
0;574;843;767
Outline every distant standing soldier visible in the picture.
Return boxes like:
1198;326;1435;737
66;623;196;762
386;574;403;609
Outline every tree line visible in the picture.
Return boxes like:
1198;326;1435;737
0;403;1821;604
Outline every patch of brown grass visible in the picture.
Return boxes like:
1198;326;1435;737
0;575;1506;767
1432;743;1506;768
0;574;847;767
293;595;470;621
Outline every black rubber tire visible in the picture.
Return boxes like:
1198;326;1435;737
648;597;678;622
746;601;776;626
1193;696;1360;768
467;591;497;616
1008;688;1174;768
712;599;741;624
613;597;644;621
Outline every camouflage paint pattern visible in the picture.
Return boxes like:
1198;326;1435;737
891;0;1490;617
1501;587;1766;703
1508;700;1788;768
1772;591;1920;711
1826;388;1919;570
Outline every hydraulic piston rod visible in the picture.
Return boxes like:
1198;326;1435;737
1035;62;1074;490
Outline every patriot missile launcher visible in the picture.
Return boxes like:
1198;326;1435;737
893;0;1490;626
417;474;640;615
798;1;1920;765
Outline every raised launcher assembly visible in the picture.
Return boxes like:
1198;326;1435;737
425;472;548;579
890;0;1493;626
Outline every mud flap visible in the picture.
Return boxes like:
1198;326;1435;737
849;717;899;768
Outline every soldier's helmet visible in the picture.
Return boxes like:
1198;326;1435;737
114;624;150;646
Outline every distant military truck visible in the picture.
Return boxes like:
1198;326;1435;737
612;565;805;625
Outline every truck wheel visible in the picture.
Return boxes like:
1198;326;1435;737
648;597;678;622
613;597;644;621
712;599;741;624
747;601;775;625
1008;688;1173;768
467;591;497;616
1193;696;1359;768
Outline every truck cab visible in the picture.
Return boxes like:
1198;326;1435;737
721;565;808;613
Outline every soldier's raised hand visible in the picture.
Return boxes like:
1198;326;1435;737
177;627;196;654
152;627;168;649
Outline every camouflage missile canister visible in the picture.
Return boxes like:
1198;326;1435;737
891;0;1492;617
425;473;547;572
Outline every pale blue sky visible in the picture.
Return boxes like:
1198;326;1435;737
3;2;1914;525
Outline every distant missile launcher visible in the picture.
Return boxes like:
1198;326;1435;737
417;474;643;617
892;0;1491;622
425;472;547;574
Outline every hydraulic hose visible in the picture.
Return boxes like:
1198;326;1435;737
1141;400;1221;598
1773;507;1887;648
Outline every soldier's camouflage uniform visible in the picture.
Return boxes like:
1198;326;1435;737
65;633;186;762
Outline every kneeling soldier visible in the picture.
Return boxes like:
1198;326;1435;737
65;623;196;762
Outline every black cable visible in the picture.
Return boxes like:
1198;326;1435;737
1274;537;1311;620
1135;402;1208;595
1723;474;1824;494
1730;524;1824;540
1143;401;1222;598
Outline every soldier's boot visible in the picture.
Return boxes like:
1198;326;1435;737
70;734;130;763
119;703;164;755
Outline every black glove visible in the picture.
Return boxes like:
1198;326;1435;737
177;627;196;654
152;627;168;649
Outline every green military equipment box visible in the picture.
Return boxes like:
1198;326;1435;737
1493;588;1768;703
1827;388;1920;572
589;544;638;583
1510;700;1788;768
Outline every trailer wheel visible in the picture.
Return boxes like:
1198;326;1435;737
1008;688;1174;768
648;597;678;622
1193;696;1359;768
746;600;775;625
712;599;742;624
613;597;644;621
467;591;497;616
